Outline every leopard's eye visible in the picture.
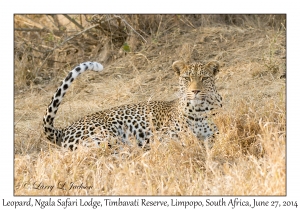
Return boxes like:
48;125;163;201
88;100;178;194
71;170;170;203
202;76;209;81
184;77;192;81
182;76;191;81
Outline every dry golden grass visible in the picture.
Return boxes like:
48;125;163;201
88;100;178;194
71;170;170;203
14;15;286;195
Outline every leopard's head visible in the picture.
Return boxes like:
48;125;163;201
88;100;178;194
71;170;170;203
172;60;221;104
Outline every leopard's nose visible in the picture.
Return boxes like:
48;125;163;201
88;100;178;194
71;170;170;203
192;90;200;95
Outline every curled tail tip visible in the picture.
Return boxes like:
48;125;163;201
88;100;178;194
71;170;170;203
82;61;103;72
92;62;104;71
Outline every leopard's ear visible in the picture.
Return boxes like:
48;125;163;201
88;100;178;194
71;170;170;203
205;61;220;76
172;60;187;76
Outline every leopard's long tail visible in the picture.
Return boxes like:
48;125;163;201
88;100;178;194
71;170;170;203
43;62;103;146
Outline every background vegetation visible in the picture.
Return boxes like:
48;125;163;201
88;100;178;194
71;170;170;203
14;14;286;195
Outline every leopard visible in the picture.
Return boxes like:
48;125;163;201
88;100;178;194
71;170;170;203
43;60;222;150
